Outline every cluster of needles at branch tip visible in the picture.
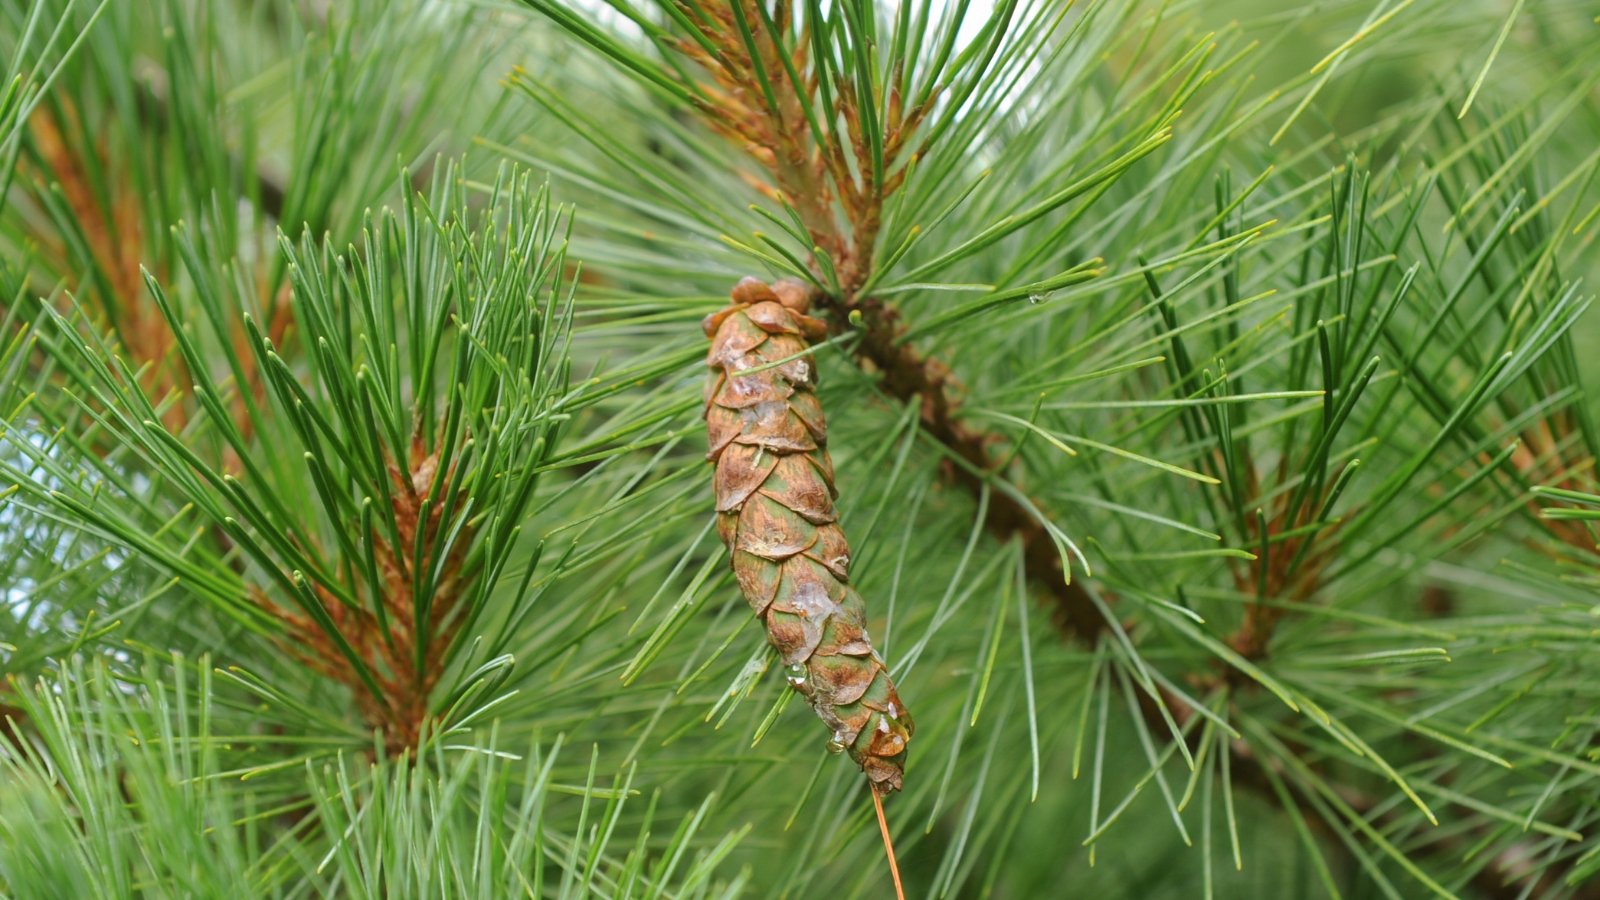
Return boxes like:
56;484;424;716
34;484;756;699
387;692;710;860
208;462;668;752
703;276;913;794
251;434;471;755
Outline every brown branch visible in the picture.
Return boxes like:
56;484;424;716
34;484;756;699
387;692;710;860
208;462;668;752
817;292;1104;638
249;435;472;755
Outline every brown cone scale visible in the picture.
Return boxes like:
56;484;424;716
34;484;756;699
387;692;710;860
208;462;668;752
703;276;914;793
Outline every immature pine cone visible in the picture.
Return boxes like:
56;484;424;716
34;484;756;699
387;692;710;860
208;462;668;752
702;276;913;792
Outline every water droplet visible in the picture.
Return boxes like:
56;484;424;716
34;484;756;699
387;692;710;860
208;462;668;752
792;582;832;618
786;663;807;686
1027;292;1046;305
826;731;847;754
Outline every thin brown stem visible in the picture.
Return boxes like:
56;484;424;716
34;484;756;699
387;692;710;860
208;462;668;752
870;786;906;900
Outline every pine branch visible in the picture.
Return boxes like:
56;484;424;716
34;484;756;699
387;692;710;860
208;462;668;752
535;1;1112;638
4;167;586;755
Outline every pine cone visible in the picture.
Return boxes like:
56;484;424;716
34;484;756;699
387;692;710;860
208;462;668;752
702;276;913;792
